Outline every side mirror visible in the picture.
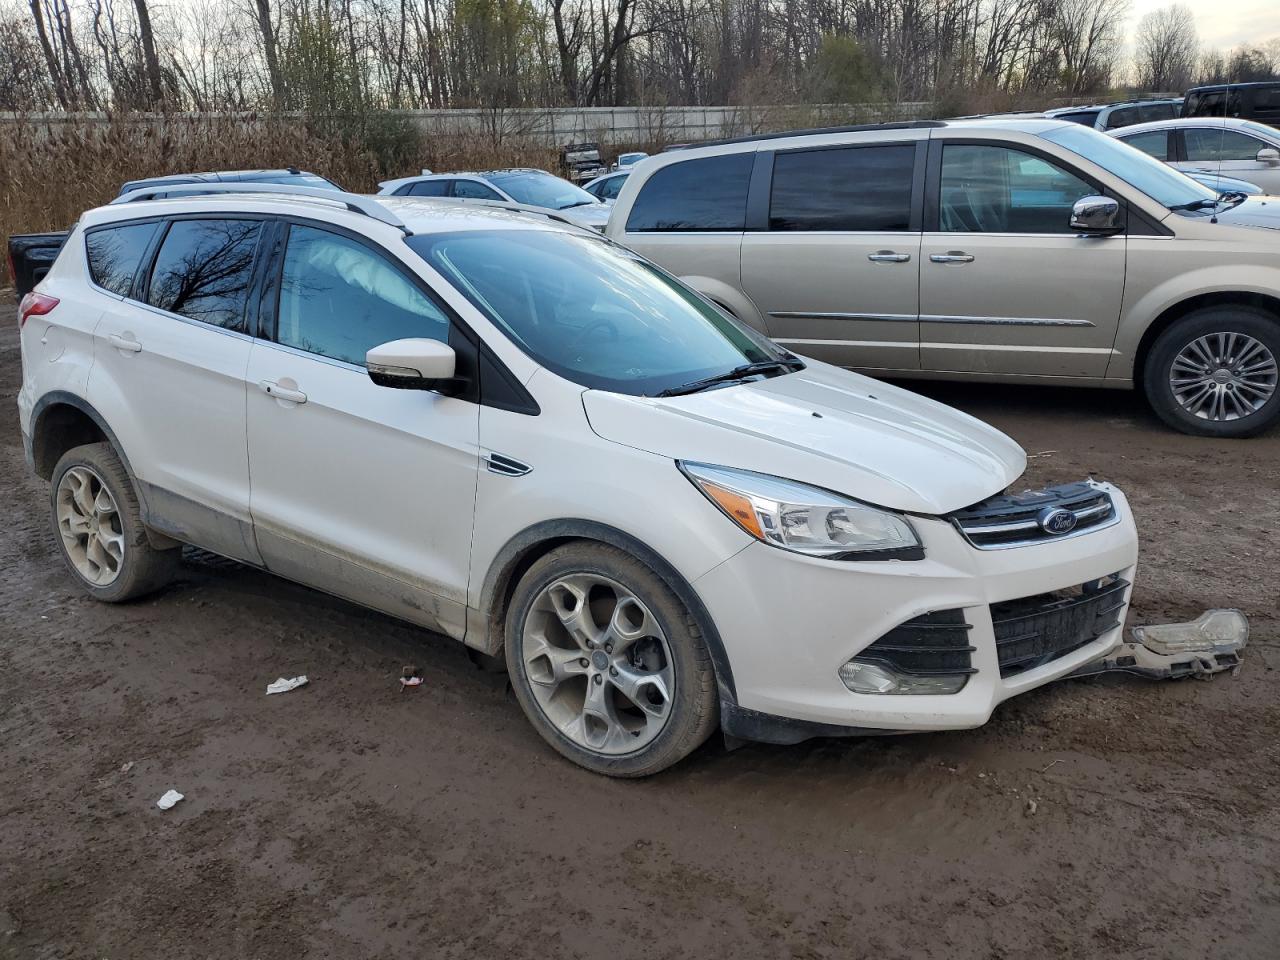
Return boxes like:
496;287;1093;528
366;338;461;393
1257;147;1280;166
1070;195;1123;235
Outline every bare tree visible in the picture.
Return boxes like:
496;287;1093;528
1051;0;1128;95
1133;3;1197;92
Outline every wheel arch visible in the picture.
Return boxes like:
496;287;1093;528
30;391;131;482
1133;291;1280;394
472;519;737;704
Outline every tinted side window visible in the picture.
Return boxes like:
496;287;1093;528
276;225;450;366
1254;88;1280;118
85;221;158;297
147;219;262;330
1105;106;1140;129
626;153;752;231
452;180;503;200
1119;130;1169;160
1185;128;1265;161
409;180;453;197
770;144;914;231
597;176;625;200
939;145;1093;234
1139;103;1177;122
1058;111;1099;126
1185;90;1226;117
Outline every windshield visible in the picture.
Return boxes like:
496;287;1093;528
1241;121;1280;143
1042;124;1217;209
487;172;599;210
408;230;785;395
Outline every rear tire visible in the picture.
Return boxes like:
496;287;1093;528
504;542;718;777
49;442;180;602
1143;307;1280;438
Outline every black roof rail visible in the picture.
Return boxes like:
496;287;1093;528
663;120;946;151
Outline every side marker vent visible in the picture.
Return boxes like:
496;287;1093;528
485;453;531;477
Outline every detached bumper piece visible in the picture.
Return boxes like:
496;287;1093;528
1069;609;1249;681
948;481;1117;549
992;574;1128;678
840;609;975;695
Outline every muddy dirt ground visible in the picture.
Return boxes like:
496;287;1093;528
1;299;1277;960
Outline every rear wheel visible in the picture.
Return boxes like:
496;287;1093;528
1144;307;1280;437
504;542;718;777
50;442;179;602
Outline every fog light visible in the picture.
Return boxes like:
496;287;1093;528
838;660;968;695
1132;609;1249;655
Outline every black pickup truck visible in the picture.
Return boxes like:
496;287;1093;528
6;168;340;298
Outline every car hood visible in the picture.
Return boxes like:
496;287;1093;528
582;361;1026;515
1207;196;1280;230
559;203;611;229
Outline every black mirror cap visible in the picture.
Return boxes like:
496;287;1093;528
367;368;468;395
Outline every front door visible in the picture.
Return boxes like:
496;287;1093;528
1180;124;1280;194
246;222;480;639
919;141;1126;378
741;140;923;371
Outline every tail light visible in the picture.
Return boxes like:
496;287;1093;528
18;292;59;328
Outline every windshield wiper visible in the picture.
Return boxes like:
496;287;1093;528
559;200;595;209
1168;197;1222;211
654;358;804;398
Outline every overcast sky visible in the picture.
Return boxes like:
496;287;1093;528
1126;0;1280;51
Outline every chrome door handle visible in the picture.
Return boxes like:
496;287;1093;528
259;380;308;404
930;252;975;264
108;333;142;352
867;251;911;263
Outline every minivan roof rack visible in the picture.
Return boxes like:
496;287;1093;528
111;182;408;234
432;198;592;231
664;119;946;151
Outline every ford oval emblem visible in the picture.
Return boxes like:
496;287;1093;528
1038;506;1078;535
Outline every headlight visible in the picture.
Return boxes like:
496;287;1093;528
679;462;922;560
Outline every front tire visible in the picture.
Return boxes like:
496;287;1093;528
504;542;718;777
49;442;180;602
1143;307;1280;437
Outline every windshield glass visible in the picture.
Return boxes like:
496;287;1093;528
408;230;785;395
1042;124;1217;209
1241;121;1280;143
487;172;599;210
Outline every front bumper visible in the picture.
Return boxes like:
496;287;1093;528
695;483;1139;734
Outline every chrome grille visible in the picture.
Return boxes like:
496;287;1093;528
947;481;1117;549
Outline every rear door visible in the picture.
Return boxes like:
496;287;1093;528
919;139;1126;378
740;138;924;371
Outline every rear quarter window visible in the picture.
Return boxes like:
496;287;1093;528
625;153;753;231
85;221;159;297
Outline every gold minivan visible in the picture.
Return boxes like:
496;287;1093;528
605;118;1280;437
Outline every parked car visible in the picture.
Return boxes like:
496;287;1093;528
1109;117;1280;195
1045;99;1182;131
612;151;649;170
376;169;611;230
17;183;1150;776
1183;81;1280;126
583;169;630;201
5;168;340;298
606;118;1280;438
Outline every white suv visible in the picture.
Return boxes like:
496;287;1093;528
19;184;1142;776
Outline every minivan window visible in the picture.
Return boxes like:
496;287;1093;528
410;230;783;395
1042;123;1216;209
146;219;262;331
85;221;158;297
939;145;1092;233
625;153;753;232
276;225;450;366
1185;90;1226;117
407;180;451;197
1185;128;1266;162
452;179;504;200
1106;106;1140;128
1119;130;1169;160
769;144;913;231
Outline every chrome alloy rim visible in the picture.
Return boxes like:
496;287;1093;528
55;465;124;586
521;574;675;755
1170;332;1278;421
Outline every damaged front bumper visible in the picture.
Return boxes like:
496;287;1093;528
1068;609;1249;681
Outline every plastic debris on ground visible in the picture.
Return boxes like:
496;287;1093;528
400;665;423;691
156;790;184;810
266;675;309;695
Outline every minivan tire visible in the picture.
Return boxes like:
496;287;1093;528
49;442;180;602
1143;306;1280;438
504;542;719;777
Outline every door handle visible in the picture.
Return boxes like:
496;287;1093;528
259;380;308;404
930;252;975;264
108;333;142;353
868;251;911;263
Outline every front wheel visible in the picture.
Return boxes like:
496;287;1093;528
1143;307;1280;437
504;542;718;777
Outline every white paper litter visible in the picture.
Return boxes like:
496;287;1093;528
266;675;309;695
399;676;423;688
156;789;184;810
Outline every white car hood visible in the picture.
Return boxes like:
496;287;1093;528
1209;196;1280;231
582;362;1026;515
559;203;611;230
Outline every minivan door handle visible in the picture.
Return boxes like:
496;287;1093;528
259;380;308;404
108;333;142;353
867;251;911;263
930;252;975;264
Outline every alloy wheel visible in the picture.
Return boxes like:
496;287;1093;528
1169;332;1278;422
521;573;675;755
56;465;125;586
